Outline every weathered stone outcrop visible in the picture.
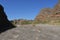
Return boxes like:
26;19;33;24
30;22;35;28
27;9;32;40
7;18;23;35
34;0;60;23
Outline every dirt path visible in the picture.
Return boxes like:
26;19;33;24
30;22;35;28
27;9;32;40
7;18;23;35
0;24;60;40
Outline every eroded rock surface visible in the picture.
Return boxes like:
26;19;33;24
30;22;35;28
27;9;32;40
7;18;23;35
0;24;60;40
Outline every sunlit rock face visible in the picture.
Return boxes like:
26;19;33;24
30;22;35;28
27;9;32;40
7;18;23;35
35;8;52;22
35;0;60;23
53;2;60;14
50;1;60;20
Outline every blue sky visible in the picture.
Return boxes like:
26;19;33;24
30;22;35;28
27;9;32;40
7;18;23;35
0;0;58;20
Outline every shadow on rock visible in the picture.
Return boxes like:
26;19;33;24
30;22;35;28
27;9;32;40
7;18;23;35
0;4;16;34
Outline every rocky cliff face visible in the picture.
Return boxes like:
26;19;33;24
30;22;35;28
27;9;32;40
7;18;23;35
0;4;15;33
34;1;60;23
35;8;52;22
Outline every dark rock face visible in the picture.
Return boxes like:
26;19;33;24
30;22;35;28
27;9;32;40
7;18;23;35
0;4;16;33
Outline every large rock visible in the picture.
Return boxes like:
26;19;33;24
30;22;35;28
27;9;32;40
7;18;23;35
34;0;60;23
0;4;15;33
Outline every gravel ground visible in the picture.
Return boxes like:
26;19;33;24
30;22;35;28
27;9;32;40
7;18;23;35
0;24;60;40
